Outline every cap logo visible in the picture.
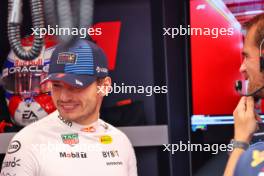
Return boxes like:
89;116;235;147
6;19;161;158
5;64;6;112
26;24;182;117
96;66;108;73
57;52;77;64
75;79;83;86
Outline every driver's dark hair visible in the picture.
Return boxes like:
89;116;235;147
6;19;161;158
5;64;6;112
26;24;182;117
243;13;264;48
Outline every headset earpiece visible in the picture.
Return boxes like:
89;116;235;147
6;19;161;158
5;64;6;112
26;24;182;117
260;55;264;72
259;38;264;72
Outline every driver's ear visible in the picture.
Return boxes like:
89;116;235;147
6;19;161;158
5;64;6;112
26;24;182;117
103;77;112;87
97;77;112;96
103;77;112;96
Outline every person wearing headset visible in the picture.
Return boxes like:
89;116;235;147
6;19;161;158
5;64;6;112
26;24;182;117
224;13;264;176
0;39;137;176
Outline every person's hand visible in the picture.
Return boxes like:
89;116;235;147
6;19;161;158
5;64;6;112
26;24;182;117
233;96;261;143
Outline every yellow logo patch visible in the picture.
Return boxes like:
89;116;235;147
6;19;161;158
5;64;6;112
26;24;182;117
251;150;264;167
100;135;112;144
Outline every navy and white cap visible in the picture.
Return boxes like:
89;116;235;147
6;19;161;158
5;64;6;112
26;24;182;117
234;142;264;176
41;39;108;88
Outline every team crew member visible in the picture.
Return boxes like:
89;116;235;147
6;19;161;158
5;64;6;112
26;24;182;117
0;39;138;176
224;14;264;176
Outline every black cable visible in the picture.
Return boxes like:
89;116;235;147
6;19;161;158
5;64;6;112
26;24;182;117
43;0;94;44
8;0;44;61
